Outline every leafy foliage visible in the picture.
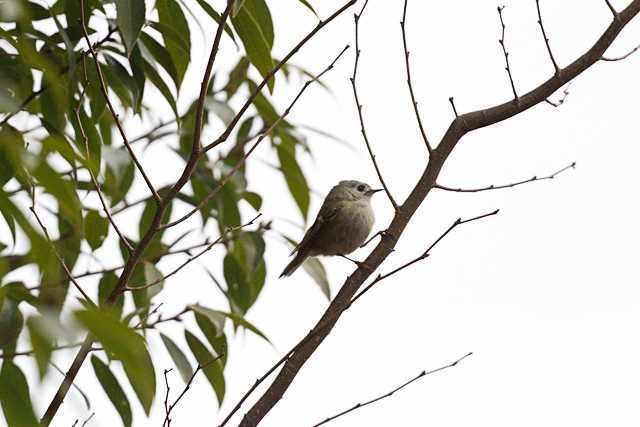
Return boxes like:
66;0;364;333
0;0;334;424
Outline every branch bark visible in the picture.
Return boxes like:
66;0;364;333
236;2;640;426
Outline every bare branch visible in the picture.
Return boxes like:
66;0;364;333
497;6;519;101
536;0;560;74
162;46;350;230
435;162;575;193
351;0;398;210
604;0;619;18
545;83;571;107
448;96;459;117
311;352;473;427
163;355;224;427
601;42;640;61
79;9;161;205
400;0;432;152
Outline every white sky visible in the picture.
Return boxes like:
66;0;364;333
9;0;640;426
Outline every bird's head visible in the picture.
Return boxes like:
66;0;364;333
336;180;382;201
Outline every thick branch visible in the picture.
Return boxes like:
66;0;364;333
237;2;640;426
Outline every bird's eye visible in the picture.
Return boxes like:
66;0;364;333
357;184;366;192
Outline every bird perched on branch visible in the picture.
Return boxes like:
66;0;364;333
280;180;381;277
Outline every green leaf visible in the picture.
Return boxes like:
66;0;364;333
91;355;133;427
76;308;156;414
160;333;193;383
184;330;225;405
295;0;317;17
129;45;146;113
194;0;237;46
0;299;23;349
206;98;235;126
302;257;331;300
98;272;123;317
114;0;146;54
141;59;179;123
189;304;269;343
104;54;141;112
231;4;275;92
0;53;33;113
0;361;38;427
139;31;179;89
242;191;262;211
193;313;228;366
276;140;310;220
84;210;109;250
26;316;53;379
243;0;273;49
156;0;191;89
0;0;49;22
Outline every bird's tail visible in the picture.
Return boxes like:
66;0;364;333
279;252;307;278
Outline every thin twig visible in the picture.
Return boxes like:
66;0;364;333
74;73;133;252
601;43;640;61
604;0;619;18
545;83;571;107
448;97;459;117
80;10;161;205
27;187;96;306
0;342;86;359
161;46;350;230
497;6;519;101
351;0;398;210
311;352;473;427
351;210;499;304
126;214;262;291
536;0;560;74
434;162;575;193
163;355;224;427
163;369;173;427
400;0;432;152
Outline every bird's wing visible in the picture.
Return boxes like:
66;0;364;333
290;203;340;256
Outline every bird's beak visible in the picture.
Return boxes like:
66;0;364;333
366;188;383;196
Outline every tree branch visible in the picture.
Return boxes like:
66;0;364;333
434;161;575;193
311;352;473;427
237;2;640;426
497;6;519;101
536;0;560;74
80;13;161;205
400;0;432;152
351;0;398;210
601;42;640;61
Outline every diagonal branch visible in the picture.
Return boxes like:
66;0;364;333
497;6;519;101
434;162;575;193
160;46;350;230
401;0;432;152
237;2;640;426
351;0;399;210
80;20;161;205
311;352;473;427
536;0;560;74
74;71;133;252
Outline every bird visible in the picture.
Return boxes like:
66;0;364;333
280;180;381;277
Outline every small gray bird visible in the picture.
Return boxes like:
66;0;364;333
280;180;381;277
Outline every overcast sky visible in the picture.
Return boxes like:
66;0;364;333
21;0;640;426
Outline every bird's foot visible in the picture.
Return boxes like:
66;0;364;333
339;254;373;272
